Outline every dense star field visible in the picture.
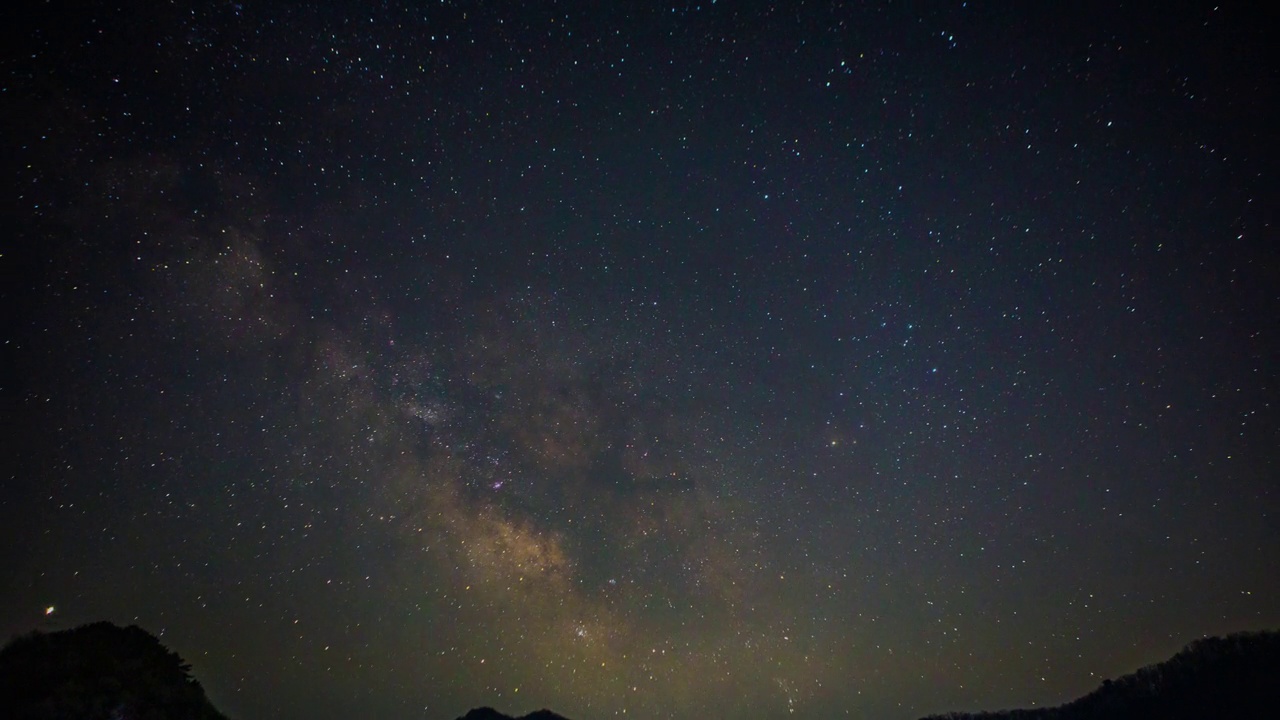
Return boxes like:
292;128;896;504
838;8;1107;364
2;2;1276;719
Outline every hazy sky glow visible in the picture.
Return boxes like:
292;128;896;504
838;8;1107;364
3;2;1277;719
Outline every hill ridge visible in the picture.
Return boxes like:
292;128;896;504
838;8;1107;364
919;629;1280;719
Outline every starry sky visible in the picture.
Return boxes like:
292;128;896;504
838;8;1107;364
2;1;1277;719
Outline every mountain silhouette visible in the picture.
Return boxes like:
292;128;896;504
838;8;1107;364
457;708;572;720
0;621;229;720
920;630;1280;720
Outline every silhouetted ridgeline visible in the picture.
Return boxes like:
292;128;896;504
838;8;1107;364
456;709;571;720
921;630;1280;720
0;621;228;720
3;623;1274;720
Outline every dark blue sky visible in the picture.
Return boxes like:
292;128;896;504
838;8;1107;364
3;2;1276;718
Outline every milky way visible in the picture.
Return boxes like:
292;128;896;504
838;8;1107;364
3;3;1277;719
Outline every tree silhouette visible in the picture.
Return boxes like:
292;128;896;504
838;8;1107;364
0;621;229;720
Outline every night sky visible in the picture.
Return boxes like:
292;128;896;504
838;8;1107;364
2;2;1277;719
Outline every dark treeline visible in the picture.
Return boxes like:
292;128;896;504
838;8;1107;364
922;630;1280;720
455;709;572;720
0;622;228;720
3;623;1275;719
